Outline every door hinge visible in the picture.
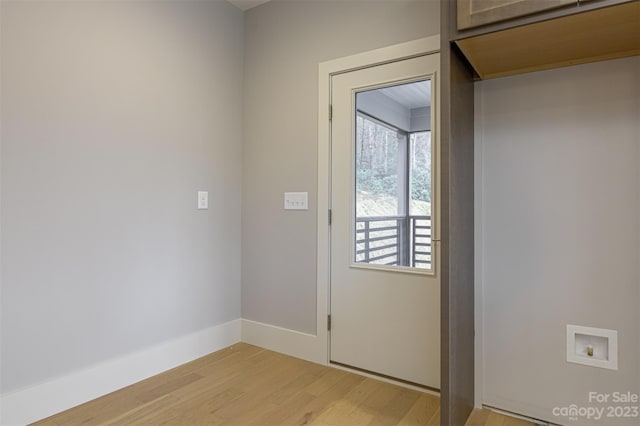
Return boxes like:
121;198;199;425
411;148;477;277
327;314;332;331
328;209;332;225
329;104;333;121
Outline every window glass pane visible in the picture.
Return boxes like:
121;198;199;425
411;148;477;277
355;114;401;218
353;80;432;271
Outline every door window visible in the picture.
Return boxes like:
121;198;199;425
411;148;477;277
354;80;433;271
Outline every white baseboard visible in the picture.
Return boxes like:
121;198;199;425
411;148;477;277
2;319;328;425
0;319;241;426
240;319;327;365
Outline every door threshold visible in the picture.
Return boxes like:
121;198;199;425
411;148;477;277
329;360;440;396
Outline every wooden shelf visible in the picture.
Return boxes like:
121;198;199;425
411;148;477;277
455;1;640;80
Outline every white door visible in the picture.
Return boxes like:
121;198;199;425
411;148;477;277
330;53;440;389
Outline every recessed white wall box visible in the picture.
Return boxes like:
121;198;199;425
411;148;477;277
567;324;618;370
197;191;208;209
284;192;308;210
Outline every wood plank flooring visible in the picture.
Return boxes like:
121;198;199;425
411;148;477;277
33;343;534;426
466;409;538;426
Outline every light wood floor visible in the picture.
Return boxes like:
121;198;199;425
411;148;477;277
34;343;534;426
466;409;538;426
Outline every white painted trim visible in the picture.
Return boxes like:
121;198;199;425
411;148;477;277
240;319;326;365
0;319;241;426
317;35;441;368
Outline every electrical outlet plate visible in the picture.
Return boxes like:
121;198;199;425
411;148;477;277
567;324;618;370
284;192;308;210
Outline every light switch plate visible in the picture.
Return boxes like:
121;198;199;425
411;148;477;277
284;192;308;210
197;191;208;209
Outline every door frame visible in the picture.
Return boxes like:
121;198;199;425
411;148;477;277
316;36;441;375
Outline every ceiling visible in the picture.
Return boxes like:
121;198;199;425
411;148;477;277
377;80;431;110
227;0;271;11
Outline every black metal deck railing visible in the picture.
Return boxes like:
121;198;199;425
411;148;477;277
355;215;432;269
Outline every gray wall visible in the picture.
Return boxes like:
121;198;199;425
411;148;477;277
241;0;440;334
477;56;639;425
1;0;244;393
411;107;430;132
